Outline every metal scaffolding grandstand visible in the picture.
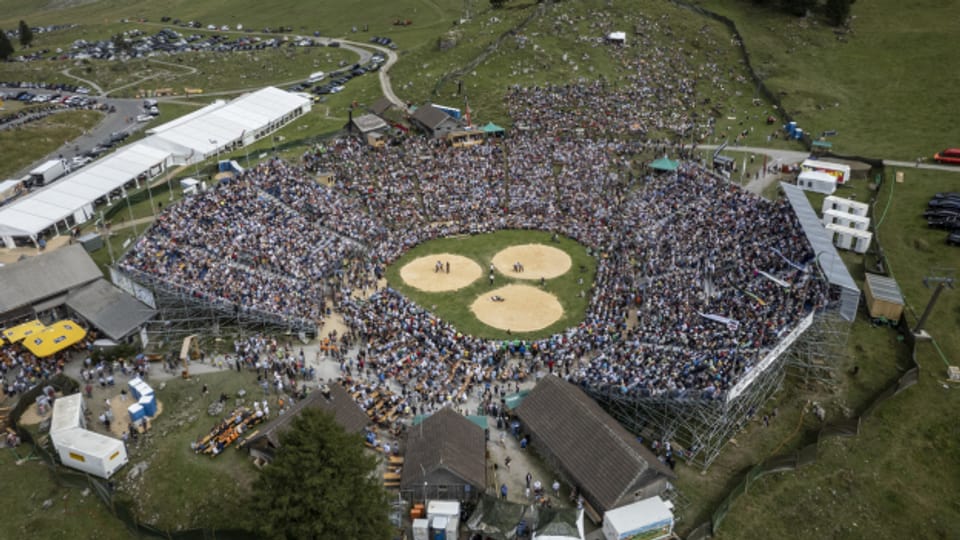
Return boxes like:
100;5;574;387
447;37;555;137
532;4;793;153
112;267;319;345
584;182;858;470
587;308;850;470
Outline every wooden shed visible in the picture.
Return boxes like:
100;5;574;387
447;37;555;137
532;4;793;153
863;273;904;321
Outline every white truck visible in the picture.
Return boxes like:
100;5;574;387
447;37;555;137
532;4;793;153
602;497;675;540
29;159;68;186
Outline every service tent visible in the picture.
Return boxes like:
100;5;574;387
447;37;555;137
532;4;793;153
0;143;173;241
21;319;87;358
483;122;506;135
649;157;680;172
2;319;45;344
533;507;584;540
466;495;533;540
50;392;85;446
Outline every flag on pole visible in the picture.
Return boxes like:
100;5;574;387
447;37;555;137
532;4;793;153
464;96;472;128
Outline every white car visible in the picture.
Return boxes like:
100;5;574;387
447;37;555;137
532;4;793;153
136;114;153;122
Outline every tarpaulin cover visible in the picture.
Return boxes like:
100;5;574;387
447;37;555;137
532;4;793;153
21;320;86;357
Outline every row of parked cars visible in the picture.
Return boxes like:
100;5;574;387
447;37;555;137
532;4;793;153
0;80;90;94
295;55;385;96
925;193;960;245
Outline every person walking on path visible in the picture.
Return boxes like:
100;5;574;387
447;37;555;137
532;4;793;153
500;483;508;500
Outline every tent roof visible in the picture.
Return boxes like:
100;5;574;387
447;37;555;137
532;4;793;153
0;144;173;238
466;495;532;540
533;507;583;540
0;245;102;315
149;87;310;158
51;393;84;434
781;182;860;320
2;319;44;344
649;157;680;171
516;376;674;514
21;320;87;358
66;279;156;341
401;407;486;490
483;122;505;133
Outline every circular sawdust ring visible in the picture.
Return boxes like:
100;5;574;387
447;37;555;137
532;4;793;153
399;253;482;292
470;284;564;332
491;243;572;280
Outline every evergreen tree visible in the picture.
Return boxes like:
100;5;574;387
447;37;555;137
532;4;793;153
18;20;32;48
0;32;13;61
246;408;392;540
825;0;852;26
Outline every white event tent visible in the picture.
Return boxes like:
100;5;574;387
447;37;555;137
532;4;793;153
0;87;310;247
50;393;129;479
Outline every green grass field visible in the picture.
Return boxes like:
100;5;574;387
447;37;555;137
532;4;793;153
114;369;262;532
0;110;103;179
3;0;960;537
385;230;597;340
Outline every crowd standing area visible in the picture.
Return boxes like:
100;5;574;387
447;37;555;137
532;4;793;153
116;32;831;438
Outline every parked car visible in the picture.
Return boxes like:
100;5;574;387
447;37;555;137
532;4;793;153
927;218;960;231
934;148;960;165
923;209;960;220
931;192;960;200
948;232;960;246
928;198;960;210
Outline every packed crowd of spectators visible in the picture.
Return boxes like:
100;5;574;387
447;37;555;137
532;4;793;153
120;23;831;401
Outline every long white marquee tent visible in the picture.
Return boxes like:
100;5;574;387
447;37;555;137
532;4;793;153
0;87;310;246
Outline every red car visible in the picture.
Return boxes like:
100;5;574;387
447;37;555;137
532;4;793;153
934;148;960;165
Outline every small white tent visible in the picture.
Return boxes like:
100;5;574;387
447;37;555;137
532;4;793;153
797;170;837;194
50;393;128;479
607;31;626;44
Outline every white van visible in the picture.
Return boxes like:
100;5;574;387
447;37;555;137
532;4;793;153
308;71;326;83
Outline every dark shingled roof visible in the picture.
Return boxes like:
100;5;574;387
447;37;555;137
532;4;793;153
401;407;486;490
0;245;102;316
248;384;368;453
411;105;454;130
516;375;675;513
369;97;395;117
65;279;156;341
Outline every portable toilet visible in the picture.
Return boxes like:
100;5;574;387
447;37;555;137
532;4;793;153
139;393;157;417
128;403;146;423
128;377;145;399
794;128;804;140
412;518;430;540
787;121;797;135
431;517;447;540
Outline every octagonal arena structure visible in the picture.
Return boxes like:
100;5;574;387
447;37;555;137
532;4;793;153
116;131;853;470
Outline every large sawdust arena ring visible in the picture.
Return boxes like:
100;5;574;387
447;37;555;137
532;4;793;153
470;284;564;332
492;243;572;279
399;253;483;292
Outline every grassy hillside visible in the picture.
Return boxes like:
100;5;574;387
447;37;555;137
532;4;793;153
695;0;960;160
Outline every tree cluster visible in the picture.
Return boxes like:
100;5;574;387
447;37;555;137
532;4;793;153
245;408;393;540
0;20;33;61
752;0;854;27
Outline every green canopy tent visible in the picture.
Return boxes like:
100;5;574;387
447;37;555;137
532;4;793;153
649;157;680;172
483;122;506;136
412;413;488;430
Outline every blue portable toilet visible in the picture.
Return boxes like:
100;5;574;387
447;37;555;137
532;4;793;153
787;121;797;136
128;377;144;399
139;394;157;417
794;128;804;140
128;403;146;423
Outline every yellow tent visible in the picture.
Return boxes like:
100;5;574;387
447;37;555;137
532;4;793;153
22;320;87;358
3;319;45;344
